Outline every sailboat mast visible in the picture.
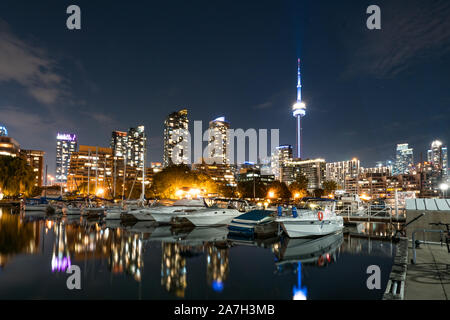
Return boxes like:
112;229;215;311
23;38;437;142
141;132;146;201
87;149;91;196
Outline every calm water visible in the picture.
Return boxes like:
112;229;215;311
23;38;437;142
0;207;396;300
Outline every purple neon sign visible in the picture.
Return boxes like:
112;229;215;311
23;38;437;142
57;133;77;141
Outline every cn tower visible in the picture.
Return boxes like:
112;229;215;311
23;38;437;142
292;58;306;159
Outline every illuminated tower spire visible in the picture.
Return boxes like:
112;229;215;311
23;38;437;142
292;58;306;159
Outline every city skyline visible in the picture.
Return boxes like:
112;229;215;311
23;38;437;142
0;0;449;175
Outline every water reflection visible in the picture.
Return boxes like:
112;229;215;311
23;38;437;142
161;243;188;297
0;207;40;269
206;246;229;292
0;207;396;299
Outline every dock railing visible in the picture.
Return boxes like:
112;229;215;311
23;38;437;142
336;205;406;223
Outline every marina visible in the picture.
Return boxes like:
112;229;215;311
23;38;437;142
0;206;396;300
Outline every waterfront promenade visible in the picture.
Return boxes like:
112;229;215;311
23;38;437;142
405;242;449;300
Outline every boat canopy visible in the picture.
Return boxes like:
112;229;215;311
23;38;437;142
172;199;206;207
235;210;273;221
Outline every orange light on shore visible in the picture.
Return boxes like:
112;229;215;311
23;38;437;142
360;194;371;201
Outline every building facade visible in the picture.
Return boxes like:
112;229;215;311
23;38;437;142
126;126;146;170
208;117;230;165
67;145;151;198
282;158;326;191
394;143;414;175
56;133;77;184
0;136;20;157
326;158;360;189
427;140;448;180
192;161;236;187
20;149;45;187
110;131;128;157
163;109;189;167
271;145;293;181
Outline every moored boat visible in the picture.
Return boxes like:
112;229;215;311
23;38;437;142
227;209;278;238
276;199;343;238
137;198;208;224
179;199;250;227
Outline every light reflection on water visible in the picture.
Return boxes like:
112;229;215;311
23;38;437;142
0;207;396;300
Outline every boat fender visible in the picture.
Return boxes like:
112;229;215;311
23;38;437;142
318;255;324;266
277;205;283;217
317;211;324;221
292;206;298;218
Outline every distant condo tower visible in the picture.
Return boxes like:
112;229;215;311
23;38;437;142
56;133;77;184
292;58;306;159
163;109;189;167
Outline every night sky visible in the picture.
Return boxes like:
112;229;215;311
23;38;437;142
0;0;449;174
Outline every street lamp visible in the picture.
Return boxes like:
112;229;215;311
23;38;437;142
439;183;448;198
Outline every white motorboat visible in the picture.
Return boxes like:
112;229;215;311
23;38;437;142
63;203;83;215
183;207;240;226
130;198;208;224
173;199;250;227
276;199;343;238
105;199;147;220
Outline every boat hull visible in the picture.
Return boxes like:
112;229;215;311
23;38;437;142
184;209;242;227
279;217;343;238
25;205;49;211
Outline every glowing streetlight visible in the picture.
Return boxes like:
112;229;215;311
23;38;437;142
440;183;448;198
175;189;184;198
268;190;275;198
96;188;105;197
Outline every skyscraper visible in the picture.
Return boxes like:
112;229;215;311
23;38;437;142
394;143;414;175
208;117;230;165
427;140;448;179
110;130;128;157
271;145;293;181
56;133;77;184
292;59;306;159
163;109;189;167
126;125;146;170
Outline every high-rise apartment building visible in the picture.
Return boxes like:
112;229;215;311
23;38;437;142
163;109;189;167
394;143;414;175
326;158;360;189
56;133;77;184
110;131;128;157
20;149;45;187
208;117;230;165
427;140;448;179
126;126;146;170
271;145;293;181
282;158;326;191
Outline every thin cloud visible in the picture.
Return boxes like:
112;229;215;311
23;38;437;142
254;101;273;109
0;19;67;105
345;0;450;79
